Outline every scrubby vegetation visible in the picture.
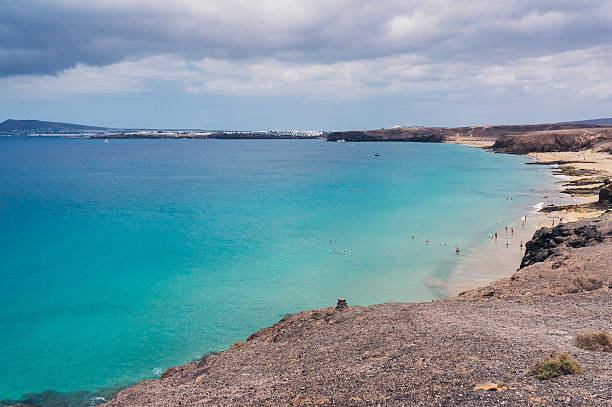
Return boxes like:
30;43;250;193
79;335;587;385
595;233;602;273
526;352;581;380
575;330;612;352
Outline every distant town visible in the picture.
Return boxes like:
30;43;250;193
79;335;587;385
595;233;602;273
91;129;325;140
0;119;325;139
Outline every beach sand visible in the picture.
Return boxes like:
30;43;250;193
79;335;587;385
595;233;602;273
529;150;612;223
443;138;496;147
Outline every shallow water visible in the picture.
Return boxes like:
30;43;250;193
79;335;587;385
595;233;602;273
0;138;554;404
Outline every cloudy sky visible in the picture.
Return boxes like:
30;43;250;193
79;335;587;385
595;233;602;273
1;0;612;130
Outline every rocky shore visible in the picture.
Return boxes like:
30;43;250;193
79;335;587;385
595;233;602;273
103;182;612;405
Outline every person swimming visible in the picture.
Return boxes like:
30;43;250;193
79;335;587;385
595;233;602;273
455;247;460;254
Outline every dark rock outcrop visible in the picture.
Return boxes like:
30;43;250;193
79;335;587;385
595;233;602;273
520;212;611;268
599;183;612;205
327;128;447;142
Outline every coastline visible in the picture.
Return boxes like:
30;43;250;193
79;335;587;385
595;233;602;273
101;141;611;407
5;138;610;407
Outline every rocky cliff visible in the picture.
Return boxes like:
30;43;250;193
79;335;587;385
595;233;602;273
326;123;612;145
490;130;612;154
520;213;611;268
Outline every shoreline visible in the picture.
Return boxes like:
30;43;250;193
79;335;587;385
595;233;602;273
442;145;611;296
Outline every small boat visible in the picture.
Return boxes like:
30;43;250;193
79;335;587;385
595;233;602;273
336;139;345;143
104;138;109;143
374;152;380;157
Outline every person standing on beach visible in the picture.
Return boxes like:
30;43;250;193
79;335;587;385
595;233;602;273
506;240;509;248
495;232;498;240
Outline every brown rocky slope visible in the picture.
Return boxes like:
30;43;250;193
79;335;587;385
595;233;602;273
105;212;612;407
327;123;612;150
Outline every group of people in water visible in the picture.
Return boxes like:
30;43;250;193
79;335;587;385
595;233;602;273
328;240;348;254
411;233;461;254
329;209;570;257
489;222;524;249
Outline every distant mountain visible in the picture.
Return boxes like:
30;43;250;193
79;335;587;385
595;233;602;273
0;119;108;134
566;117;612;125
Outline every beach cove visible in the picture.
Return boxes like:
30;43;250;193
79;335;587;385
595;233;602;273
0;137;559;405
102;135;612;407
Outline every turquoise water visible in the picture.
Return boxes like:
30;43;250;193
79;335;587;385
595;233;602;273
0;138;553;404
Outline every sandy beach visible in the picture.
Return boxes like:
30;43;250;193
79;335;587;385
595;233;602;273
444;146;612;296
528;150;612;223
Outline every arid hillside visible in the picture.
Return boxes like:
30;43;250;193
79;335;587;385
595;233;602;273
327;123;612;154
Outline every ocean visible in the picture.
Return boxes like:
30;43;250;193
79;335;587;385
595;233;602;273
0;137;554;405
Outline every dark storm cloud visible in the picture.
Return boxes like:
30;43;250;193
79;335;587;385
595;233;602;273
1;0;612;77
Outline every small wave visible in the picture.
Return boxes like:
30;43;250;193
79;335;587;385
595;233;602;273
532;202;545;211
89;396;108;406
152;367;163;376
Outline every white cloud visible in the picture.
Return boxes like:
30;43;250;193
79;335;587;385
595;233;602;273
386;11;442;43
507;11;569;32
3;0;610;77
5;46;612;104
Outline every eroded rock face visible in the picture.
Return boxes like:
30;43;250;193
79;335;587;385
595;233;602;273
491;132;606;154
520;213;611;268
599;183;612;205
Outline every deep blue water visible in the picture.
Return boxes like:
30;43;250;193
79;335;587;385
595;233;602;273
0;137;553;404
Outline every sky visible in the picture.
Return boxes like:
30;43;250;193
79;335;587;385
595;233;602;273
1;0;612;130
